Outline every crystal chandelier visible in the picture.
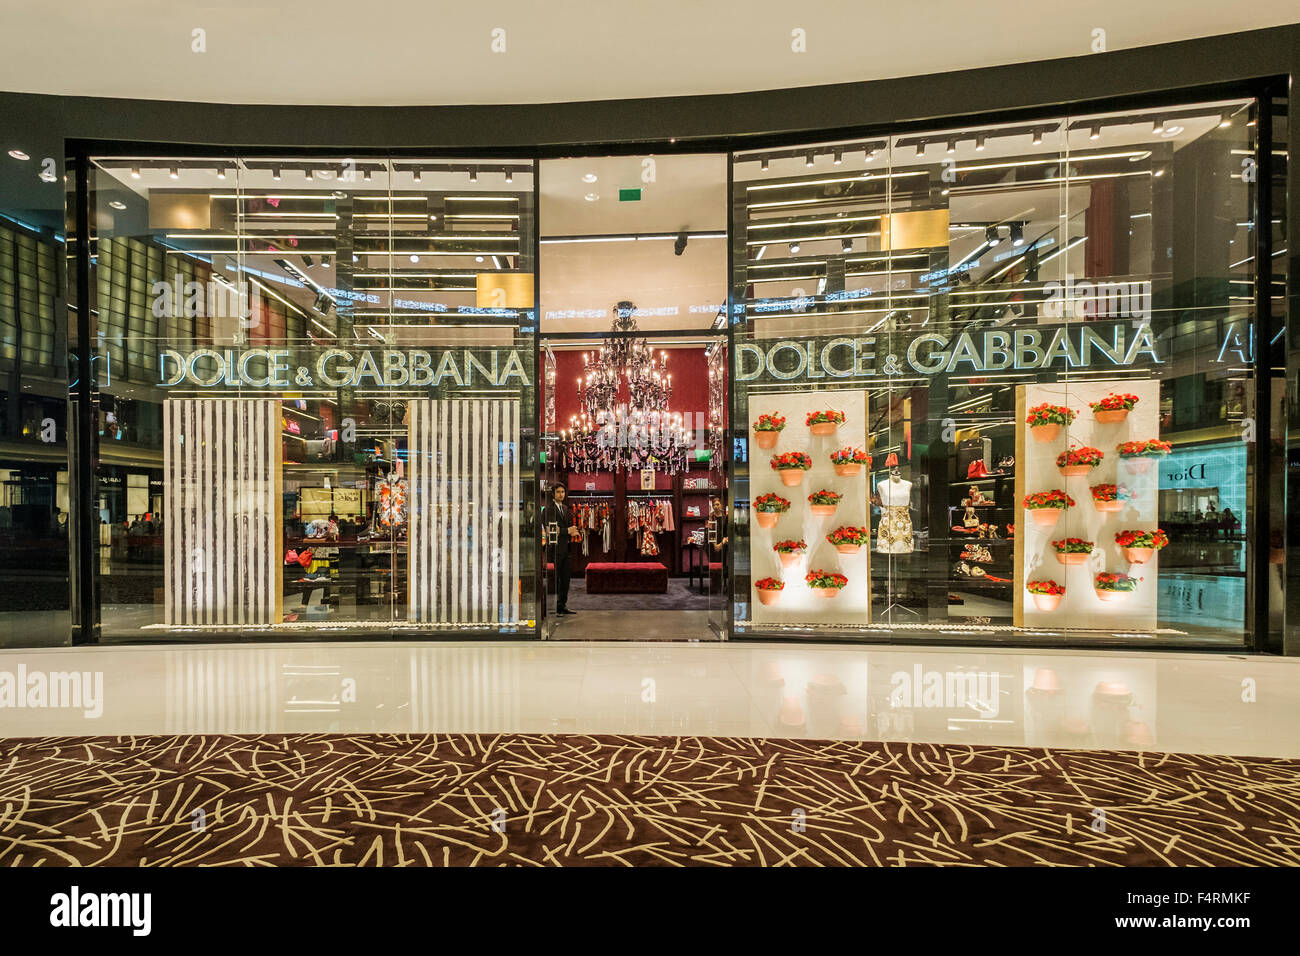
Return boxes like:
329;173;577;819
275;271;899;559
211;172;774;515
561;408;692;474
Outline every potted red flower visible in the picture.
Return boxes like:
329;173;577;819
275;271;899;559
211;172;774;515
1051;538;1093;565
754;577;784;606
1056;445;1104;477
753;413;786;450
1090;483;1132;513
1091;392;1139;424
806;569;849;598
1117;438;1172;474
806;409;846;437
808;489;843;517
1023;489;1075;526
830;446;871;477
1114;528;1168;564
827;525;870;554
1026;579;1066;611
753;492;790;529
1025;403;1075;443
773;539;807;568
1095;571;1141;602
770;450;813;486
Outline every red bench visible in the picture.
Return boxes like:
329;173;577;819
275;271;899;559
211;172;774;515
585;562;669;594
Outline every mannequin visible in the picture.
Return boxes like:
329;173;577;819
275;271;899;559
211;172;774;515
875;466;914;554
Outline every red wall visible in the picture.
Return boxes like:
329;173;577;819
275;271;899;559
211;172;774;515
552;346;712;433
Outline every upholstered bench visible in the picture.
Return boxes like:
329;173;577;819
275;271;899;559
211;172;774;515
709;562;723;588
585;562;669;594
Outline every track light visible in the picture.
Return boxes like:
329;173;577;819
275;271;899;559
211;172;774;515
216;167;226;180
412;167;421;182
1089;125;1101;140
1152;116;1165;135
788;241;801;254
168;167;179;179
130;167;140;179
1218;116;1232;129
975;136;985;152
674;231;688;256
320;254;331;267
832;149;842;166
272;167;281;181
760;156;769;171
916;141;926;156
410;254;420;263
866;148;877;161
946;139;956;154
805;153;814;167
305;168;314;180
505;168;513;184
363;168;372;182
1031;129;1043;146
985;226;1000;246
469;167;478;183
841;237;853;253
1010;223;1024;247
302;255;314;268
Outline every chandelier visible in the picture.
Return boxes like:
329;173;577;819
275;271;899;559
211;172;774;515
563;301;689;473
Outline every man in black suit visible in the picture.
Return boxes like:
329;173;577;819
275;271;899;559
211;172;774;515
547;484;579;615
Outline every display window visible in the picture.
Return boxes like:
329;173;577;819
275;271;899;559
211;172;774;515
730;97;1264;647
88;156;538;637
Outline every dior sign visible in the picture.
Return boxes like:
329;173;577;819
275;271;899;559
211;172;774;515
736;322;1161;382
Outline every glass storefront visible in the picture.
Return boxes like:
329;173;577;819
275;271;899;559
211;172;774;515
0;82;1287;650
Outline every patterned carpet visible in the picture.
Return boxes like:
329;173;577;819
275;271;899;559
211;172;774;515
1;733;1298;866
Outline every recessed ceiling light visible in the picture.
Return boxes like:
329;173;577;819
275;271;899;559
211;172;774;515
332;190;346;199
7;149;29;161
584;192;599;202
409;254;420;263
788;241;800;254
108;200;126;210
582;172;597;183
475;255;484;263
1159;125;1183;138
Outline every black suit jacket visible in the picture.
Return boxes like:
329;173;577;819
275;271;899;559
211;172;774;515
546;499;574;564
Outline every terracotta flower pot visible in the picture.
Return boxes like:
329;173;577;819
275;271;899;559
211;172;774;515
1055;551;1089;565
809;421;838;437
811;587;841;599
1058;464;1093;477
1123;546;1154;564
833;463;862;477
755;511;779;529
810;503;838;517
1031;423;1061;443
1029;508;1062;526
1032;592;1063;611
1094;408;1129;424
835;543;862;555
1270;547;1286;565
1093;499;1123;513
1095;588;1129;602
778;551;802;568
757;589;782;606
755;430;779;449
1122;457;1153;474
778;469;805;487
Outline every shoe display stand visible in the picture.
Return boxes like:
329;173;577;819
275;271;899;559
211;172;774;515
948;439;1017;614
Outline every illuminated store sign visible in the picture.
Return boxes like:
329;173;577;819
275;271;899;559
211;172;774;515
736;322;1161;382
158;347;531;389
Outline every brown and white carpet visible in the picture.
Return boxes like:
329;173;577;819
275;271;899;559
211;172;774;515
1;734;1297;866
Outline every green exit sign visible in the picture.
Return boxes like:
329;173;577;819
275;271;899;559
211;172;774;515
618;188;642;202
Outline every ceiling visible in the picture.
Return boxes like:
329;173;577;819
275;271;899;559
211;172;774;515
0;3;1294;106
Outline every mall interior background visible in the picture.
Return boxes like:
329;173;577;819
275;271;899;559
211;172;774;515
0;26;1293;654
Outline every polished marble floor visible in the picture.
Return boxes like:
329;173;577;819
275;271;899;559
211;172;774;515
0;639;1295;758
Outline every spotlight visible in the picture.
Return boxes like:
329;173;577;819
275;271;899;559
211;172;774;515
1089;124;1101;140
1154;168;1165;177
841;237;853;253
504;169;513;184
805;153;814;167
363;168;372;182
582;172;598;183
674;231;688;256
130;167;141;179
1031;129;1043;146
305;168;314;180
760;156;769;171
1219;117;1232;129
7;149;29;161
216;167;226;180
272;167;281;181
940;187;950;196
866;148;877;161
410;254;420;263
1010;223;1024;247
584;192;599;202
832;149;842;166
916;141;926;156
108;200;126;210
1152;117;1165;135
320;254;331;267
469;167;478;183
788;241;801;254
985;226;1000;246
169;167;179;179
946;139;956;154
475;255;484;263
352;254;359;263
975;136;985;152
302;255;314;268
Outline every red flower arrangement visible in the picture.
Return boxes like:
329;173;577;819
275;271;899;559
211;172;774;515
1023;489;1075;510
753;413;786;432
1056;445;1104;468
806;410;847;426
1051;538;1094;554
1117;438;1172;458
1095;572;1141;592
753;493;791;513
1091;393;1140;412
770;451;813;471
805;569;849;589
1115;529;1169;549
1025;403;1075;427
827;526;870;546
773;539;807;554
808;489;843;506
754;577;785;591
1026;580;1066;596
1089;483;1134;502
830;447;871;465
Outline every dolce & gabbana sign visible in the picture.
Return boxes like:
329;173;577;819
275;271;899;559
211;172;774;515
736;321;1161;382
158;347;531;389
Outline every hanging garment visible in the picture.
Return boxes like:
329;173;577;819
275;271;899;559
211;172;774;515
877;507;913;554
